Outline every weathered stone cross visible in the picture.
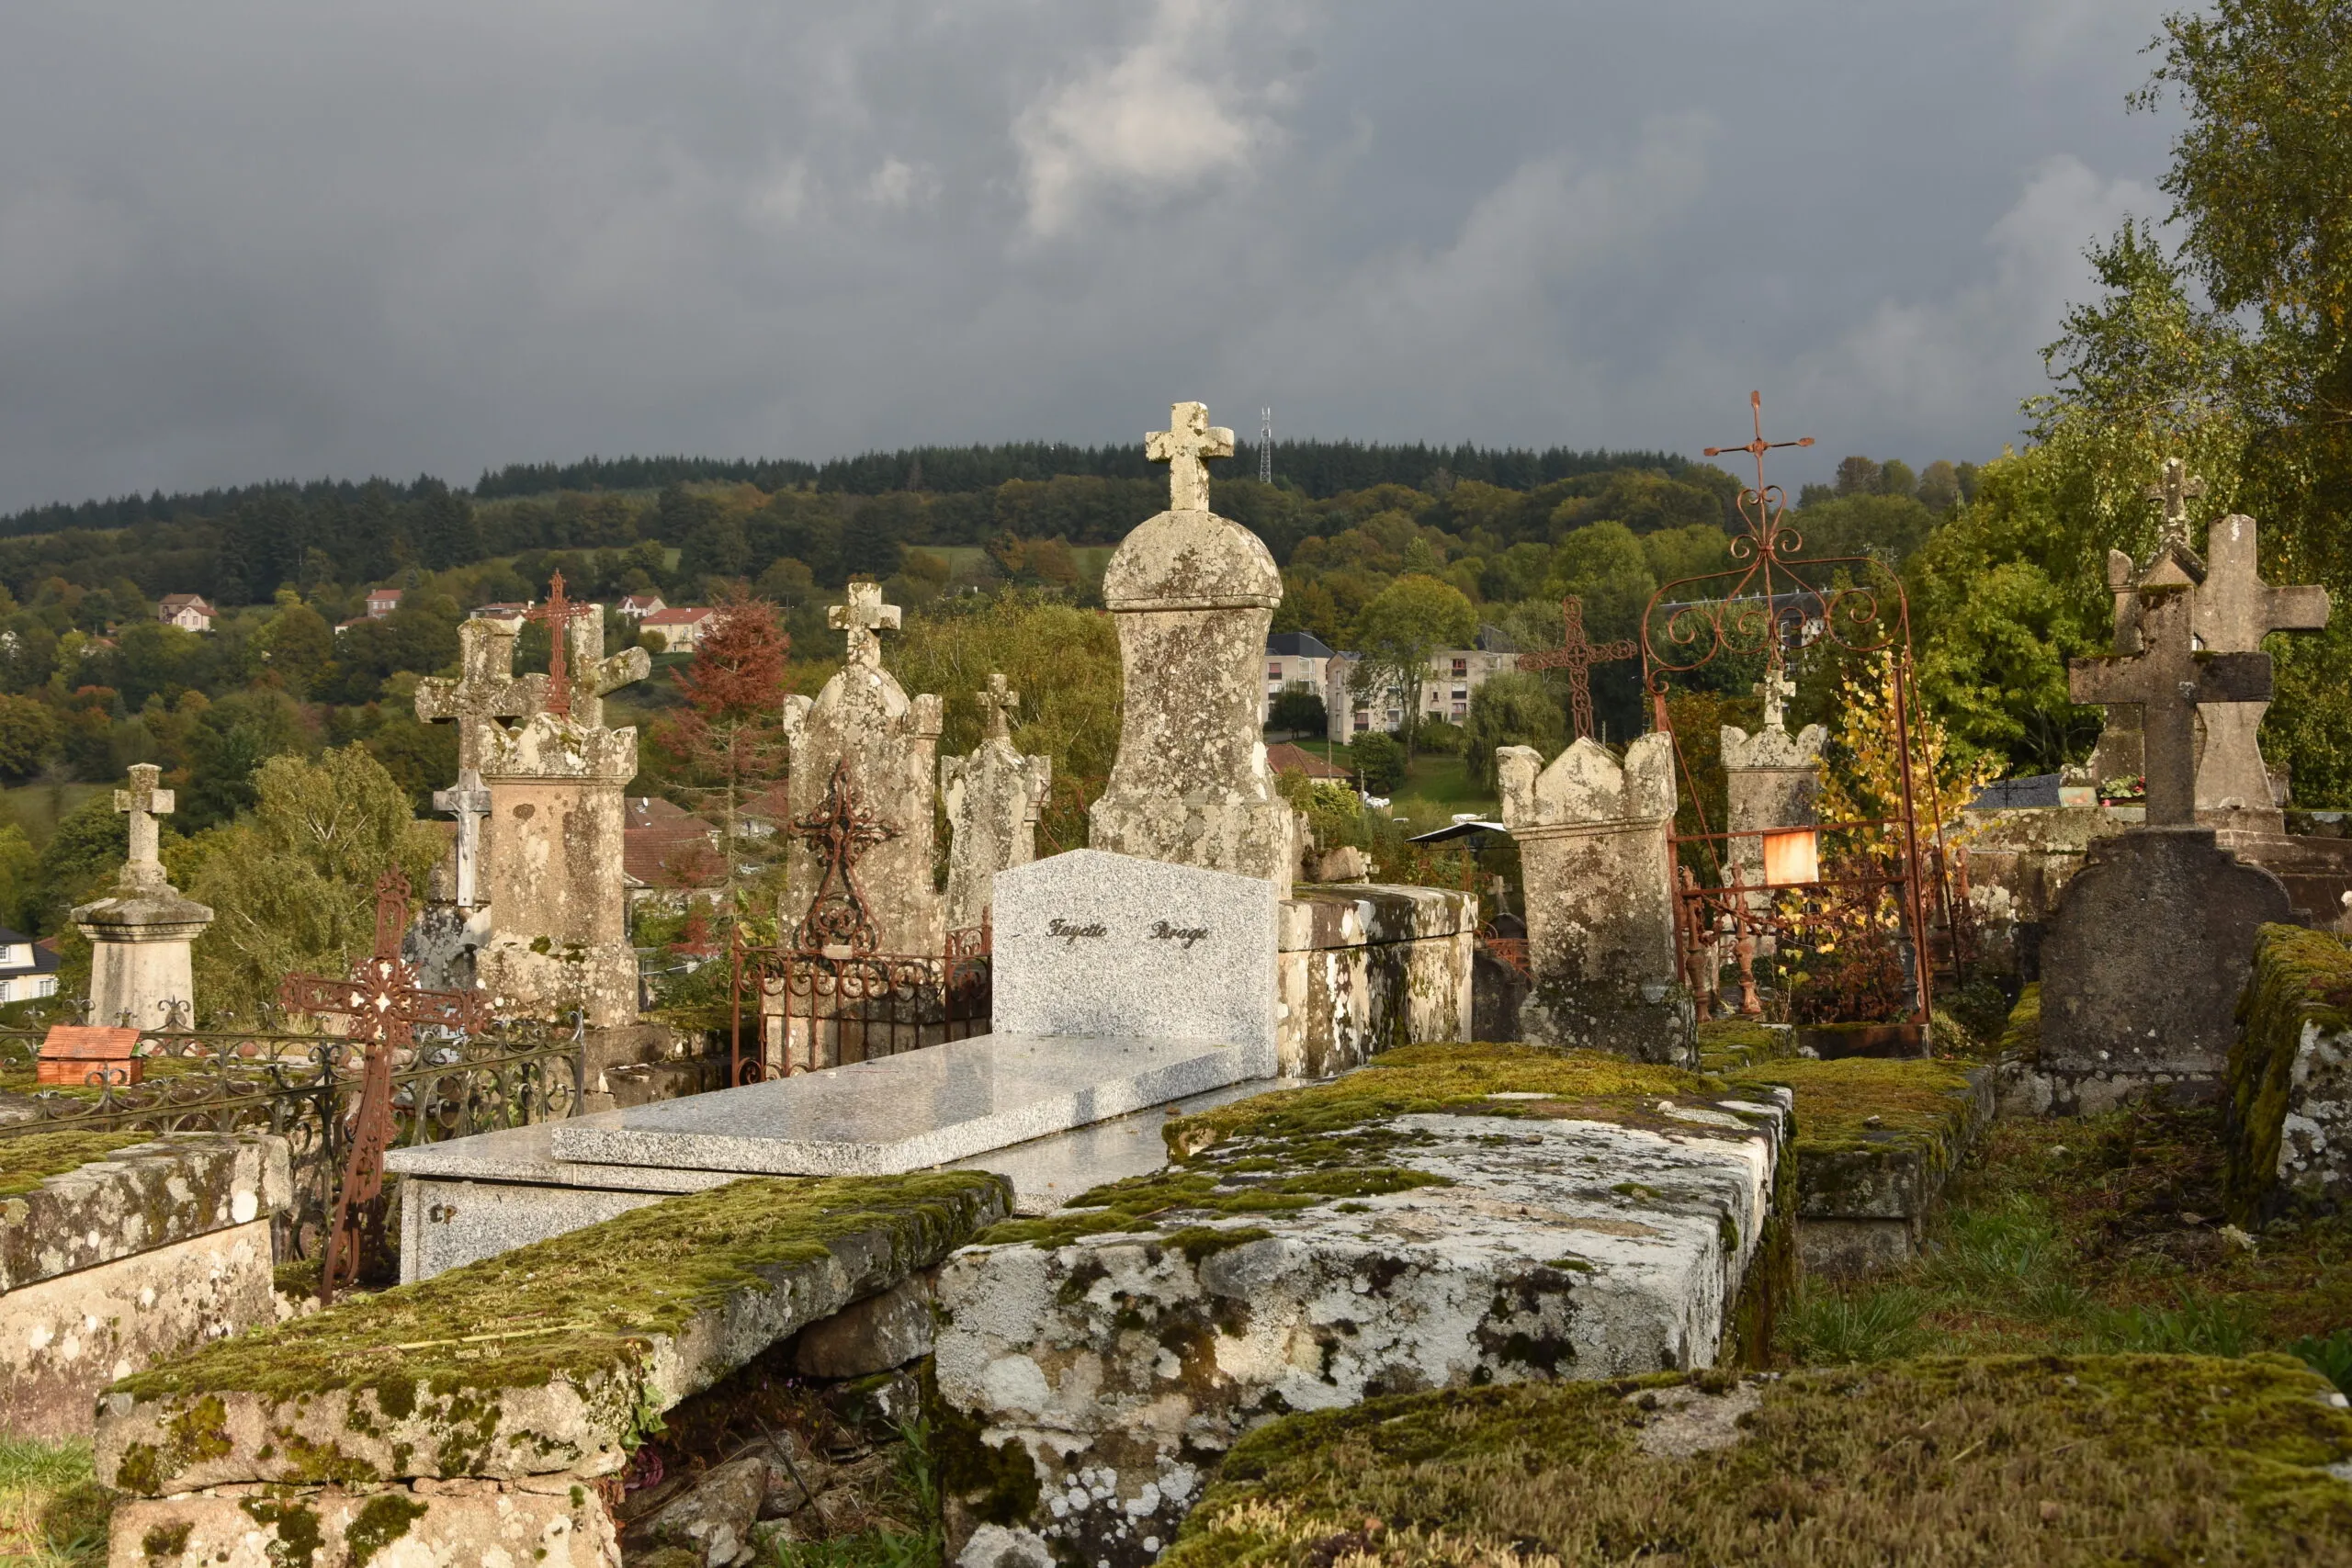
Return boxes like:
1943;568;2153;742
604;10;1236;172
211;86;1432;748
115;763;173;888
978;672;1020;741
431;773;492;908
547;601;651;729
2069;584;2272;826
1146;400;1235;513
2143;457;2207;557
1519;595;1637;740
831;581;902;670
414;618;542;773
2190;512;2330;820
1754;660;1797;733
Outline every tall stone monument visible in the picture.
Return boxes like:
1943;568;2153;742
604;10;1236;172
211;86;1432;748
465;579;651;1026
1719;661;1825;892
74;765;213;1030
1091;400;1299;886
2042;581;2290;1105
780;582;945;955
2191;512;2329;832
415;617;546;910
941;674;1052;934
1496;734;1693;1066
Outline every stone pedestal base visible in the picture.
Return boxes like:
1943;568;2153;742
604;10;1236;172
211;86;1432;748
2041;827;2292;1088
75;885;211;1030
1519;978;1697;1066
477;938;639;1030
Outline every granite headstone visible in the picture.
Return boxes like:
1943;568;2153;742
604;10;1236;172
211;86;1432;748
990;847;1280;1057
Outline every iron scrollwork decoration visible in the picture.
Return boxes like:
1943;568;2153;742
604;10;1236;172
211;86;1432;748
1637;391;1960;1022
788;760;900;955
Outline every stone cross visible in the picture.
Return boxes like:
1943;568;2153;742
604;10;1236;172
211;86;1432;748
115;763;172;884
1755;660;1797;733
978;672;1019;740
2069;585;2272;826
1146;400;1235;513
415;618;542;773
1519;595;1637;741
2190;512;2330;823
2143;457;2208;557
548;604;651;730
430;770;492;908
830;581;902;670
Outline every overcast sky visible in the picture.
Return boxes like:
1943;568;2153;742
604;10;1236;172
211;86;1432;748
0;1;2187;513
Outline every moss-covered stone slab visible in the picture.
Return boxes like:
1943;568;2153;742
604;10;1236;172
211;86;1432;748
1158;1354;2352;1568
1695;1019;1795;1075
2227;922;2352;1223
934;1044;1790;1568
107;1482;614;1568
1730;1056;1992;1276
1;1132;289;1292
95;1171;1006;1494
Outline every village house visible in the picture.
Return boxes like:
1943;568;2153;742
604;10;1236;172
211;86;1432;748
621;795;722;919
1262;630;1337;721
616;592;666;621
0;925;61;1002
156;593;213;632
640;604;716;651
1324;631;1520;740
366;586;402;618
469;601;530;630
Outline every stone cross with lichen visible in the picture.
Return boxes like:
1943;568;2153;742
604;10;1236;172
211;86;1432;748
414;619;542;773
1147;401;1235;513
831;581;902;668
979;672;1019;740
115;764;172;889
2069;585;2271;826
1754;660;1796;733
2143;457;2207;558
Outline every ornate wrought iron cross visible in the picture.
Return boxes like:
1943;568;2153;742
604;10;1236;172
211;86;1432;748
279;869;487;1303
1519;596;1637;741
525;571;595;719
1703;389;1816;521
788;761;900;955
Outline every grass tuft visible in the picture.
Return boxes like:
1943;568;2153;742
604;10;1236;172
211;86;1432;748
0;1438;111;1568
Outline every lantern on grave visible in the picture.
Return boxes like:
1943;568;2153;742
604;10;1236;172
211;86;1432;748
1761;828;1819;888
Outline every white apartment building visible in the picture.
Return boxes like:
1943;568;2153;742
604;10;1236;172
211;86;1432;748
1325;636;1520;742
1262;631;1338;720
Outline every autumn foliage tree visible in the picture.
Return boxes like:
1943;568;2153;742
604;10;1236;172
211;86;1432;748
654;589;791;921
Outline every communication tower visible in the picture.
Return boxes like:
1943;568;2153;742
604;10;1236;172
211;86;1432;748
1259;408;1273;484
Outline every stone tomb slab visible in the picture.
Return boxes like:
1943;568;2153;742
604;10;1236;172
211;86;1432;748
990;848;1281;1050
548;1032;1272;1178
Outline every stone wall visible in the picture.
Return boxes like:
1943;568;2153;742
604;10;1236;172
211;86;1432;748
1276;885;1476;1077
2224;922;2352;1224
1;1133;288;1438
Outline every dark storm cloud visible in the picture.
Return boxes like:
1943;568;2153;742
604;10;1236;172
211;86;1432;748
0;0;2179;510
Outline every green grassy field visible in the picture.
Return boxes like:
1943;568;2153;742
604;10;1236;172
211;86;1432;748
0;784;106;844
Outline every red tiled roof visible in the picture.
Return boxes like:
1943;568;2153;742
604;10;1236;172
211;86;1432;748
642;606;714;626
624;810;722;888
40;1025;141;1060
1265;741;1351;779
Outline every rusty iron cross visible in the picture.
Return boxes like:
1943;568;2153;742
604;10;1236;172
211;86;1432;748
1704;389;1815;514
1519;596;1638;740
524;571;596;719
279;869;487;1303
788;761;900;955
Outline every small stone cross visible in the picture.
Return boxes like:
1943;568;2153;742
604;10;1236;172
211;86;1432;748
2069;585;2272;826
1754;660;1797;733
548;604;650;729
830;581;902;670
2143;457;2208;557
415;618;542;772
431;770;492;908
978;672;1020;741
1517;596;1637;740
1146;400;1235;513
114;763;173;886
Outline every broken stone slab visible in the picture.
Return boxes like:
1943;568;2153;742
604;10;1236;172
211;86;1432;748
387;1082;1285;1283
624;1451;768;1567
1730;1056;1995;1276
793;1274;934;1380
94;1171;1007;1494
933;1043;1791;1568
549;1033;1274;1178
2;1131;290;1292
106;1483;616;1568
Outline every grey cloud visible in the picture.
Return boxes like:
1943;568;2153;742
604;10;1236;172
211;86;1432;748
0;0;2181;510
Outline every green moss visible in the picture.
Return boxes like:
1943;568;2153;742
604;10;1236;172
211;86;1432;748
1728;1056;1980;1155
0;1131;149;1198
342;1493;428;1568
1695;1018;1792;1074
109;1172;1004;1410
1718;1148;1796;1368
239;1499;322;1568
1164;1355;2352;1568
1999;981;2043;1064
141;1520;192;1559
2227;923;2352;1224
926;1360;1039;1529
1167;1226;1273;1262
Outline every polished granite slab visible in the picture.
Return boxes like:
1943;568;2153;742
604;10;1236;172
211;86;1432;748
546;1032;1275;1177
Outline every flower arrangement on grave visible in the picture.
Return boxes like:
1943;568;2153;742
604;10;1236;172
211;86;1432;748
2098;773;2148;802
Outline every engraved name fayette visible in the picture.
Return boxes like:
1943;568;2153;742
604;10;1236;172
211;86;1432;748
1043;918;1211;949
